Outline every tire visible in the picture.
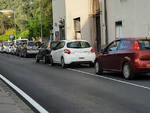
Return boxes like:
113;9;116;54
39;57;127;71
89;63;94;67
61;57;67;68
24;52;28;58
19;52;22;57
50;57;54;66
44;56;48;64
36;55;40;63
122;62;134;80
95;60;103;75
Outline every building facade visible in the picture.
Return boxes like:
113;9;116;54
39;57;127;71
107;0;150;42
52;0;108;51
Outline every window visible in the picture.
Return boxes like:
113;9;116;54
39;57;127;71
55;42;65;50
138;40;150;50
115;21;122;39
118;40;130;50
67;41;91;48
74;18;81;39
106;40;120;52
27;42;34;46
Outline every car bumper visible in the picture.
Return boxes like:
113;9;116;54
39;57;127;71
27;50;39;54
134;59;150;73
64;53;96;64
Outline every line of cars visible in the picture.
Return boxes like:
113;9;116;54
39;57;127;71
0;39;41;57
1;38;150;80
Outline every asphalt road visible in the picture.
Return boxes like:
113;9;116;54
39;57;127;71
0;53;150;113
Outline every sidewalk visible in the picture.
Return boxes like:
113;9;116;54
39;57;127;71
0;79;35;113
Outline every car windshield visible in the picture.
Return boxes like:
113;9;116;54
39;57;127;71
27;42;34;46
67;41;91;48
138;40;150;50
3;42;9;46
51;42;58;48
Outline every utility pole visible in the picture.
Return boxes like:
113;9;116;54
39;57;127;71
40;0;43;42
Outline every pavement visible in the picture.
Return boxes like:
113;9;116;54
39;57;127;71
1;53;150;113
0;78;34;113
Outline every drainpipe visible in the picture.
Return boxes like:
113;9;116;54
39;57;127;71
104;0;108;44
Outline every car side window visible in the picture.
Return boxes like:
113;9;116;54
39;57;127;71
118;40;130;50
55;42;65;50
106;40;120;52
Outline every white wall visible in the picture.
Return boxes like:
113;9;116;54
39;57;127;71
107;0;150;43
65;0;91;43
52;0;66;39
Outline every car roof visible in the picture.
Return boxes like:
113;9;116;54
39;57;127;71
60;40;89;43
117;37;150;41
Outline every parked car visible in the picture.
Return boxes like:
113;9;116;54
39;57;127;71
95;38;150;80
0;43;3;53
50;40;96;68
7;42;14;54
36;41;59;64
2;41;10;53
19;41;39;57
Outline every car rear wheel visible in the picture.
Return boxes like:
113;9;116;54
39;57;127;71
61;57;67;68
95;61;103;75
36;55;40;63
123;62;134;80
19;52;22;57
50;57;54;66
44;56;48;64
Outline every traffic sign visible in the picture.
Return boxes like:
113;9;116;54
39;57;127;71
9;34;13;39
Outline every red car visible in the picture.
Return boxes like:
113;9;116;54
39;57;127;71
95;38;150;79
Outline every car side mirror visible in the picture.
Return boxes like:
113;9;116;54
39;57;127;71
101;48;108;54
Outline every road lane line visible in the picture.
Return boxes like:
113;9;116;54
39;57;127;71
67;68;150;90
0;74;49;113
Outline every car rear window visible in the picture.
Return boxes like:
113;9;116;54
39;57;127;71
51;42;58;49
27;42;34;46
67;41;91;48
138;40;150;50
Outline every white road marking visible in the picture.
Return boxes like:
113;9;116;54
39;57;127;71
0;74;49;113
67;68;150;90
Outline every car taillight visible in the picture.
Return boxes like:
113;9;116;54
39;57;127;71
91;48;94;53
134;41;140;50
64;49;71;54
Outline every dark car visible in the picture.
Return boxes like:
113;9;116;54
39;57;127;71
36;41;59;64
95;38;150;80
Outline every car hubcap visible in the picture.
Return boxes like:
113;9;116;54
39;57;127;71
95;62;99;73
123;65;130;78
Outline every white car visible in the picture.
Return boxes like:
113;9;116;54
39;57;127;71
2;41;10;53
50;40;96;68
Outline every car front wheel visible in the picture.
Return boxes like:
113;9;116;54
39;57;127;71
123;62;134;80
95;61;103;75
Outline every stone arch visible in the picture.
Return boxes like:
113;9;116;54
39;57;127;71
89;0;101;52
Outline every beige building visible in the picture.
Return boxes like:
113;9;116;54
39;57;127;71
52;0;150;51
52;0;108;51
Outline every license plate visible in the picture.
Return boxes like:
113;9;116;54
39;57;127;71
79;57;85;59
